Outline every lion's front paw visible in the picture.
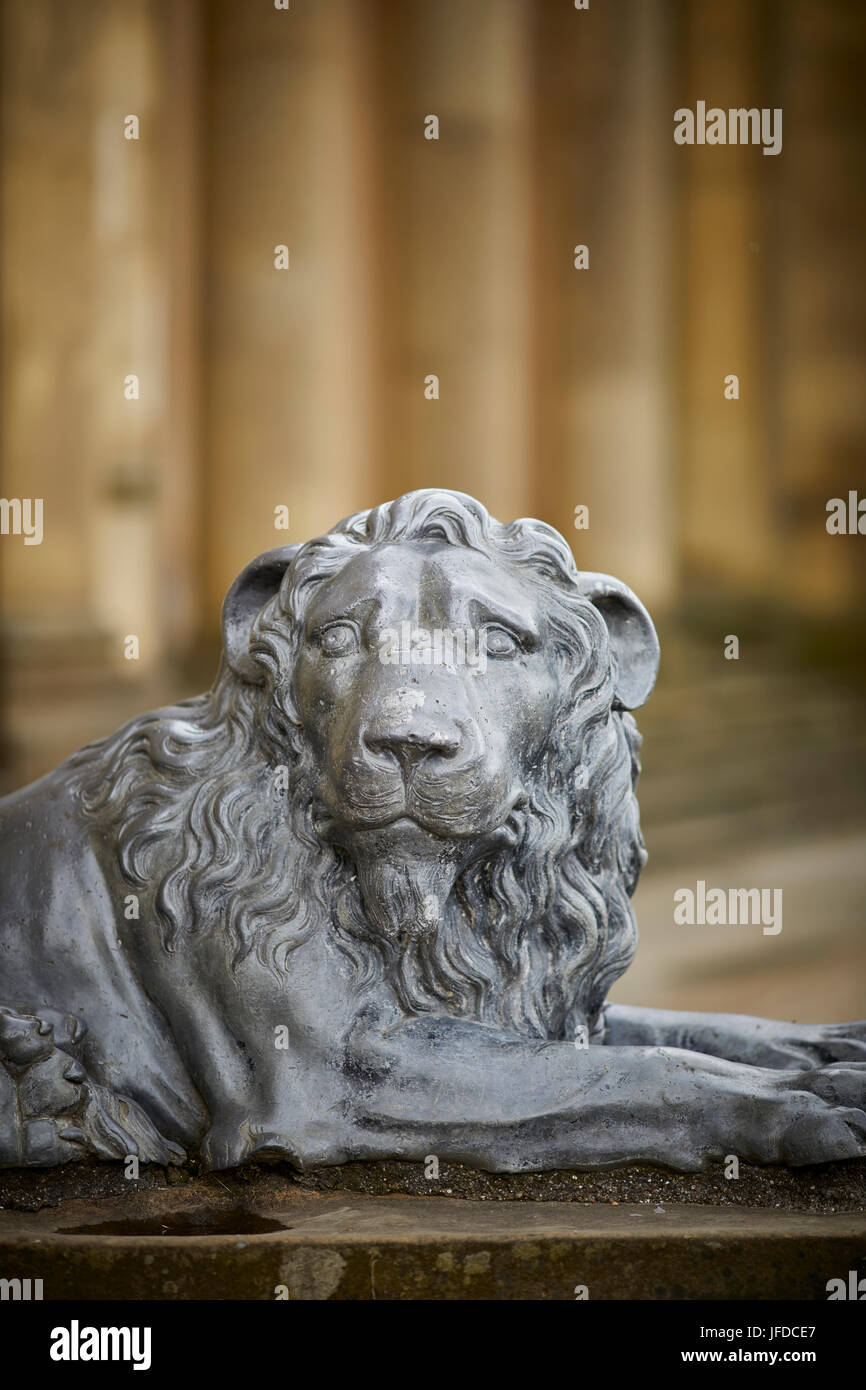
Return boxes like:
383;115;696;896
803;1022;866;1067
0;1007;87;1164
778;1063;866;1165
744;1019;866;1071
0;1004;184;1167
804;1060;866;1110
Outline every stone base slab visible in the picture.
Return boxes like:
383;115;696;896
1;1164;865;1300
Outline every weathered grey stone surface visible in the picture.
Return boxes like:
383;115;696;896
1;490;865;1172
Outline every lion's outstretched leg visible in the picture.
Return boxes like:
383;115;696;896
345;1016;866;1172
601;1004;866;1071
0;1005;185;1167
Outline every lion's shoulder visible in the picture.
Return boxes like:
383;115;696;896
0;761;85;841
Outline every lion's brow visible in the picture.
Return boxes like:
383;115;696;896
461;596;540;646
304;593;379;631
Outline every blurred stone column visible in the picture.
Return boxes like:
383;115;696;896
155;0;204;656
774;0;866;612
86;0;166;675
530;0;676;609
1;0;203;676
676;1;777;596
370;0;535;521
1;0;106;663
204;0;383;614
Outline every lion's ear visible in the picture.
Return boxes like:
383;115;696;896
578;572;660;710
222;546;301;682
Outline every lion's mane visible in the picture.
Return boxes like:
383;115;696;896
74;492;646;1041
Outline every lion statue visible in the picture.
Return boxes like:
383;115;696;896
1;488;864;1172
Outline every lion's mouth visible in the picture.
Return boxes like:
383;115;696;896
318;792;526;846
380;804;526;848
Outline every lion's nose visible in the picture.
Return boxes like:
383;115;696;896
364;727;460;769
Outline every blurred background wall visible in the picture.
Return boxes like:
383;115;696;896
1;0;864;1018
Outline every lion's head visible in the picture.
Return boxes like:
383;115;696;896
76;490;659;1042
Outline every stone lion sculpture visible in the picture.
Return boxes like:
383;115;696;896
1;488;864;1171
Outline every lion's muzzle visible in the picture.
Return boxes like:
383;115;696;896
328;684;517;840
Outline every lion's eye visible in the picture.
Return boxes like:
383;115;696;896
482;625;519;658
318;623;359;657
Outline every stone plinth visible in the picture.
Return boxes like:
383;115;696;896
2;1160;864;1300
